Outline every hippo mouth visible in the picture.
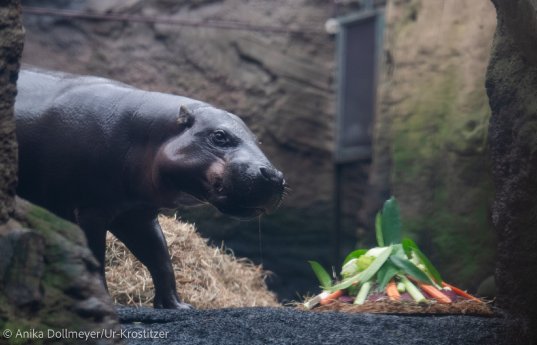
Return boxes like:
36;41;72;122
208;194;283;220
216;205;266;219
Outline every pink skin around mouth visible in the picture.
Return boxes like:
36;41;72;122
206;160;226;193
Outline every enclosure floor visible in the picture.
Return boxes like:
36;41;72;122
118;306;516;345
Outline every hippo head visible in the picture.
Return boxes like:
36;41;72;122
154;104;286;219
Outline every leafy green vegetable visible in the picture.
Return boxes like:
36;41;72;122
356;255;375;271
354;281;372;305
330;246;392;291
308;261;332;290
375;212;384;246
397;282;406;293
376;261;399;290
391;243;406;259
347;284;360;296
402;238;443;284
354;246;393;284
342;249;368;266
305;197;454;307
399;275;426;302
389;256;434;285
341;259;359;278
381;197;402;245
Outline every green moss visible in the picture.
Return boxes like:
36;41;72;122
1;201;118;342
23;204;82;244
389;67;496;289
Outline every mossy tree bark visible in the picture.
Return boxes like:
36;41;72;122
487;0;537;342
0;0;23;223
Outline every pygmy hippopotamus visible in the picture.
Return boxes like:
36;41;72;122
15;69;285;309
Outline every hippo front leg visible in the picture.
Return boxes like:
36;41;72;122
110;211;191;309
76;208;110;290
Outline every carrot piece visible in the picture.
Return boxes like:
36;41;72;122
320;290;344;305
442;282;483;303
386;280;401;301
418;283;452;304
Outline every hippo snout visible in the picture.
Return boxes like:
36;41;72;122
251;165;286;213
209;162;286;219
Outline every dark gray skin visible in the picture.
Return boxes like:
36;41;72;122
15;69;285;309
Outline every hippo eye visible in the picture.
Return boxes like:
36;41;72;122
211;130;230;146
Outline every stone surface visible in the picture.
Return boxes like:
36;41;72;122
0;199;121;344
117;306;517;345
0;0;24;224
19;0;367;300
486;0;537;342
361;0;498;290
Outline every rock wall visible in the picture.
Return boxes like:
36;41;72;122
0;1;121;343
0;200;121;344
0;0;23;223
362;0;497;289
19;0;365;299
486;0;537;342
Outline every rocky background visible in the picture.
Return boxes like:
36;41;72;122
0;1;121;344
19;0;502;299
19;0;370;300
2;0;536;343
362;0;498;291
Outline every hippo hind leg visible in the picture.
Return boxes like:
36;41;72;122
110;210;191;309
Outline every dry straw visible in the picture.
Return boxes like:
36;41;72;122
306;300;494;316
105;215;279;309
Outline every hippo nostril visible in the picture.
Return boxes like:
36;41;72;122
259;166;272;180
259;166;284;186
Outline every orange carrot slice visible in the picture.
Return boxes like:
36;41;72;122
419;283;452;304
442;282;483;303
320;290;344;305
386;280;401;301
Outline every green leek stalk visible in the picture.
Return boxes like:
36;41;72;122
400;276;425;303
397;282;406;293
354;281;372;305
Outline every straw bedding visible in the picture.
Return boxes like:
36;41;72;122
105;215;279;309
302;299;494;316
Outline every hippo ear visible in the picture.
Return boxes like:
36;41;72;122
177;105;194;128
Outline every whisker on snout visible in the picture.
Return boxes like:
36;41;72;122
283;182;292;192
274;182;291;211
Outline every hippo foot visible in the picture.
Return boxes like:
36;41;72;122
154;294;192;309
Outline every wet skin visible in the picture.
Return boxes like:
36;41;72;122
15;69;285;309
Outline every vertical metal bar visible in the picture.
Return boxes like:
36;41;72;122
333;6;385;267
333;163;342;267
372;11;384;132
335;16;346;162
333;6;347;267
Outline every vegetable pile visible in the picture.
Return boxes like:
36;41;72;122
304;197;491;315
